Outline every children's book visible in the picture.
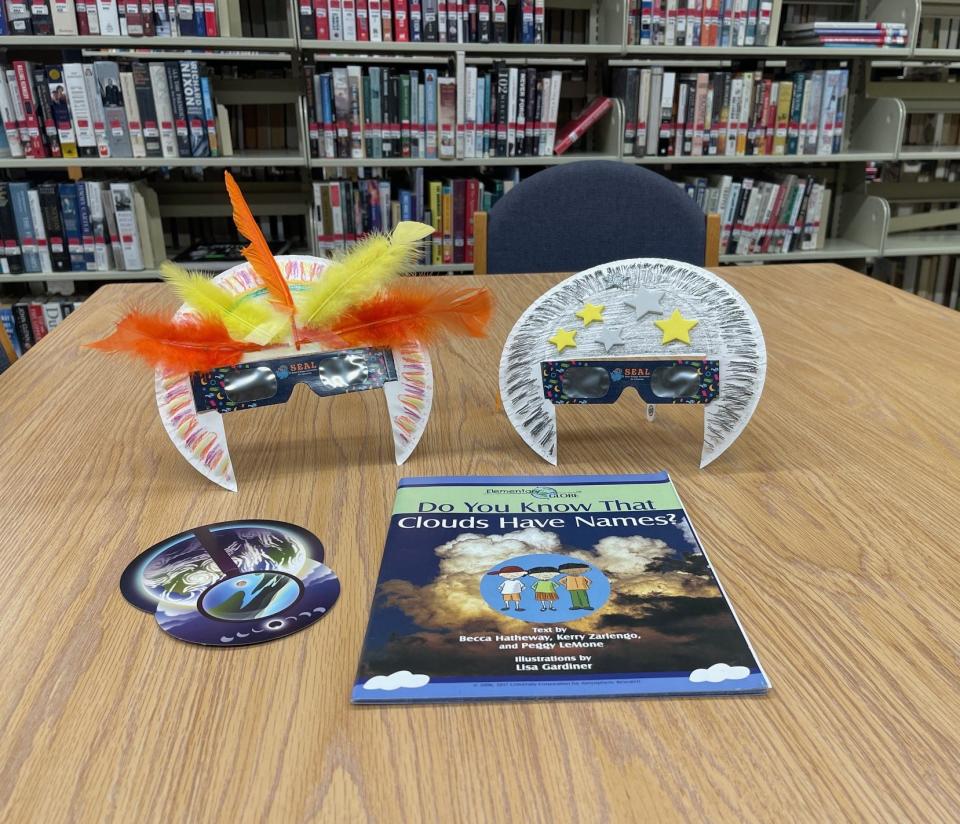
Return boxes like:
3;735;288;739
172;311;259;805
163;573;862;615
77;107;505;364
353;472;769;703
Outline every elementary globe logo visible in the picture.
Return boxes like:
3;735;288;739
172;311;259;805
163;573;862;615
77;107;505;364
530;487;558;499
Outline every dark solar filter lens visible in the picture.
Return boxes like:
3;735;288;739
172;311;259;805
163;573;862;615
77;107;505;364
223;366;279;403
561;366;612;399
651;365;701;398
317;351;368;390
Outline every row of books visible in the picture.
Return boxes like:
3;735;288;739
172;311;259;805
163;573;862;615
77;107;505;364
876;158;960;184
613;67;848;158
0;59;228;160
313;171;513;262
872;256;960;310
306;62;571;160
680;172;831;255
299;0;553;44
0;296;84;357
0;0;250;36
918;13;960;50
0;180;163;274
781;21;908;48
905;112;960;149
626;0;773;47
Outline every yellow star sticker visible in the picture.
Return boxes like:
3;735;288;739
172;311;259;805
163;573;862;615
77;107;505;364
654;309;698;345
575;302;604;326
548;328;577;353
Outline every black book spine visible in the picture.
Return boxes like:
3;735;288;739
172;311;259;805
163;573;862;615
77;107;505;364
298;0;316;38
380;69;392;159
532;75;544;157
523;67;536;156
305;65;319;158
495;63;508;157
728;182;751;254
132;62;163;157
389;76;400;160
0;183;23;274
446;2;457;41
165;61;191;157
12;304;34;348
30;0;53;33
493;0;506;42
38;182;70;272
32;65;60;158
788;176;815;253
515;68;527;156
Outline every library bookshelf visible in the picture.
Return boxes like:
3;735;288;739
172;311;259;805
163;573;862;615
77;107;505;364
0;0;957;285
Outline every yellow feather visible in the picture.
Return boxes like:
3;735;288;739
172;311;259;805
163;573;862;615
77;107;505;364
296;221;435;330
160;261;290;346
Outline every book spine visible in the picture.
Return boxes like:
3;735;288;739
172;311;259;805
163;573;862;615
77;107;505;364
492;0;504;41
38;182;69;271
299;0;316;36
179;61;208;157
199;73;218;156
81;64;110;157
34;65;64;158
29;0;53;33
109;182;144;269
9;183;39;272
342;0;356;39
441;181;452;262
27;303;48;343
148;63;178;158
424;67;437;158
85;181;111;270
452;177;465;263
119;70;146;157
124;0;143;34
132;62;162;157
141;0;155;35
553;96;612;155
437;75;456;159
315;0;330;39
13;62;46;158
423;0;435;39
60;64;95;158
74;181;96;268
174;0;193;34
0;76;23;158
97;0;121;33
204;0;216;34
391;0;406;39
51;0;78;33
57;182;85;270
26;188;52;272
319;72;335;157
356;0;369;38
94;61;133;157
11;303;34;350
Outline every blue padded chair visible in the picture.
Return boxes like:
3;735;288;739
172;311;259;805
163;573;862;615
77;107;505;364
474;161;719;274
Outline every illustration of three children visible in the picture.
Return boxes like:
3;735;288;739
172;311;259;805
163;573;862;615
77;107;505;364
487;563;594;613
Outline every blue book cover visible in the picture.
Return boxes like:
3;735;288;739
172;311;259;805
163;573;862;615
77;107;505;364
57;183;86;271
352;472;770;703
0;4;7;35
199;74;218;156
8;182;40;273
194;2;206;36
74;182;96;268
0;306;21;356
399;189;413;221
319;73;334;156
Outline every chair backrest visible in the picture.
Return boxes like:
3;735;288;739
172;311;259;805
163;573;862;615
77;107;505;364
485;160;709;274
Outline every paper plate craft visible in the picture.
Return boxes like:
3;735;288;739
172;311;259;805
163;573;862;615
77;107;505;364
89;172;493;491
499;258;766;466
121;520;339;646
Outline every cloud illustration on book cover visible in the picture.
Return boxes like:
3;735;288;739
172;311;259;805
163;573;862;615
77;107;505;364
363;670;431;691
689;663;751;683
355;524;760;685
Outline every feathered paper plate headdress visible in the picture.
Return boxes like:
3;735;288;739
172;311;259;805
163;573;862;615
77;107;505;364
89;172;493;491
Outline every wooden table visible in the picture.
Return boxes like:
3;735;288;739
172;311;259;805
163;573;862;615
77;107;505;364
1;263;959;823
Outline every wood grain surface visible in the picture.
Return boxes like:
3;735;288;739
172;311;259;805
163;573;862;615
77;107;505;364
2;264;960;823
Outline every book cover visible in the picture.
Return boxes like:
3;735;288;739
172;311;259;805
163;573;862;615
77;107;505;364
352;473;769;703
60;64;96;158
11;303;34;349
81;63;110;157
38;182;70;271
179;60;209;157
57;182;86;270
26;188;52;272
148;62;178;158
33;65;63;159
9;181;40;272
109;182;144;270
132;62;163;157
96;0;121;33
93;61;133;157
553;96;612;155
165;60;191;157
74;181;97;268
12;61;46;158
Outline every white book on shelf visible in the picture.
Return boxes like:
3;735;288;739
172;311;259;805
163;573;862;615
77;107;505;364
646;67;662;156
369;0;382;40
119;72;147;158
544;69;561;156
0;76;24;158
133;182;164;268
52;0;80;35
81;63;110;158
84;1;100;33
816;70;840;156
62;63;97;157
109;182;144;270
148;63;179;159
216;103;233;156
506;66;517;157
96;0;122;35
802;70;824;155
84;181;111;271
455;51;466;160
636;68;651;155
342;0;357;40
464;65;477;159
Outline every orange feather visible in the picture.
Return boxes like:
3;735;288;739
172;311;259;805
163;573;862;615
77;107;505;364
86;309;267;373
330;284;493;348
223;171;296;322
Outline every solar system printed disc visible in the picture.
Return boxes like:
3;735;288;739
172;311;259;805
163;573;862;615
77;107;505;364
120;520;340;647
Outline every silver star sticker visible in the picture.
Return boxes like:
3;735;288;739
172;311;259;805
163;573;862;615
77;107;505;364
624;288;665;320
595;326;626;353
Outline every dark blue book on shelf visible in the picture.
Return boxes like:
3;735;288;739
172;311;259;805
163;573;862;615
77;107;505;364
194;2;206;36
0;4;7;35
58;183;87;272
399;189;413;221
